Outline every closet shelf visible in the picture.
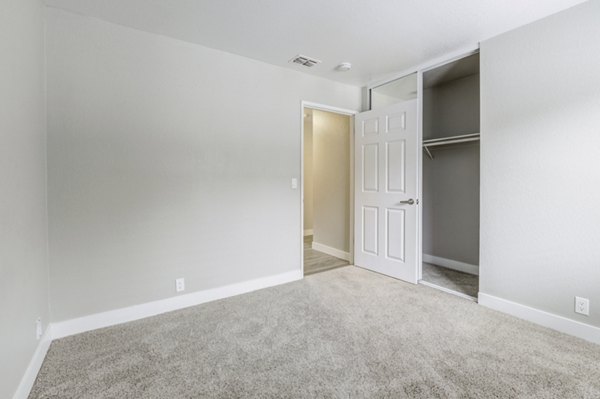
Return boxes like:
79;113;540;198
423;133;480;159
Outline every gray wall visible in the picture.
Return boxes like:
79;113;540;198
0;0;49;397
480;0;600;327
46;8;362;322
423;75;480;266
423;74;480;140
423;145;480;265
312;110;351;252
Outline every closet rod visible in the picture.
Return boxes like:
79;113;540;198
422;133;480;159
424;136;479;147
423;133;480;144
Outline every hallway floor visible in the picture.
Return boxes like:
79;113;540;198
303;235;348;276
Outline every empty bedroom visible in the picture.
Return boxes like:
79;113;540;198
2;0;599;398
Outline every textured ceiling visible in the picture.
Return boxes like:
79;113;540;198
45;0;587;86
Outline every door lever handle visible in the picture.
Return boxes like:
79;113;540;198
399;199;415;205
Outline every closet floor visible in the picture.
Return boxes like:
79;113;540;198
304;235;349;276
422;262;478;298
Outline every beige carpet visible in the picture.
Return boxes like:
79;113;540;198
30;267;600;398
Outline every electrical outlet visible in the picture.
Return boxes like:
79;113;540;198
291;178;298;189
575;297;589;316
36;318;43;340
175;278;185;293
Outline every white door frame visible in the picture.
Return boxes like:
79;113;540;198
300;101;358;276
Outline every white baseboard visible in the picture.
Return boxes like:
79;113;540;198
479;293;600;345
303;229;313;236
13;270;303;397
423;254;479;276
312;241;350;261
52;269;303;339
13;326;53;399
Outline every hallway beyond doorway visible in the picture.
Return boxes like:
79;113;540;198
304;235;348;275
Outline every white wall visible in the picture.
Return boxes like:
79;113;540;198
0;0;49;397
303;113;314;232
46;8;362;322
480;0;600;327
312;110;351;253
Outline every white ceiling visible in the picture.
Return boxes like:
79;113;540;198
45;0;587;86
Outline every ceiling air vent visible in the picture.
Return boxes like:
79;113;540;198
289;54;322;68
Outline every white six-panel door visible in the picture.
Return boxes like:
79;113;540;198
354;100;418;283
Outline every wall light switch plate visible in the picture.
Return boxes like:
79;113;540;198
291;178;298;189
175;278;185;293
575;296;589;316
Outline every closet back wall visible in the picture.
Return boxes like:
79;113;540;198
423;75;480;267
46;8;361;322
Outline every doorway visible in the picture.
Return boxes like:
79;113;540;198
301;103;356;276
419;53;480;300
357;50;480;301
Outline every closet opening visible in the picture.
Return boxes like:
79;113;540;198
301;104;355;276
419;53;480;300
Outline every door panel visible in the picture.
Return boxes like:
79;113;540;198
386;140;406;193
363;117;379;136
362;206;379;255
386;208;406;261
354;100;418;283
362;144;379;191
387;111;406;132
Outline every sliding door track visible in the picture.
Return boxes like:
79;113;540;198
418;280;478;302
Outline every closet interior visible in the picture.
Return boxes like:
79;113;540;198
421;53;480;299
